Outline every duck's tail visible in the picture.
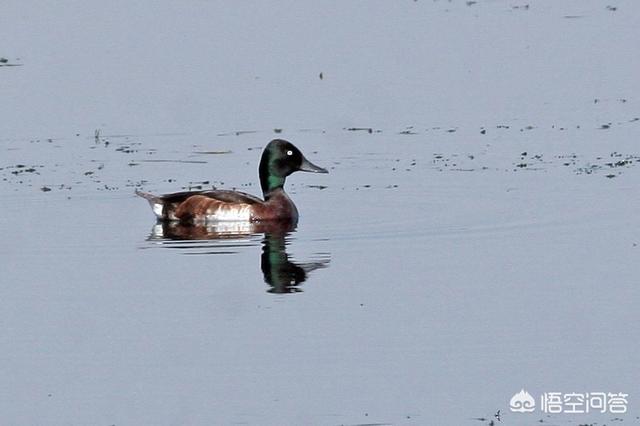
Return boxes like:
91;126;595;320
135;190;164;219
135;189;159;203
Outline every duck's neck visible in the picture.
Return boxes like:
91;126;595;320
259;162;285;200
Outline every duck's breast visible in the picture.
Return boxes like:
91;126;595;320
251;190;299;221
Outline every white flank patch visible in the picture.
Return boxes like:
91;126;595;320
152;203;164;218
208;206;252;222
209;221;253;235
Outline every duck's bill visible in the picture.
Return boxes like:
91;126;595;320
299;157;329;173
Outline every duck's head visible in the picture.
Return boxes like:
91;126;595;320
259;139;328;196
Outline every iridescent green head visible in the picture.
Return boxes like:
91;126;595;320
259;139;328;198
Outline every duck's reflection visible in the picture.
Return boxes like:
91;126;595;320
148;220;329;293
260;230;330;294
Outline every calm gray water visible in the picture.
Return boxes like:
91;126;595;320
1;1;639;425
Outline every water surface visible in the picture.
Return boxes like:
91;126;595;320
1;1;639;425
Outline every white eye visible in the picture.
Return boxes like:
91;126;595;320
286;150;293;156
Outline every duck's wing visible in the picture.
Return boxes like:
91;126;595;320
136;189;263;221
195;189;264;205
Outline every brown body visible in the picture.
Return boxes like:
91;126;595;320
136;188;298;224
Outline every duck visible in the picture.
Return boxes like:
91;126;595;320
136;139;328;223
